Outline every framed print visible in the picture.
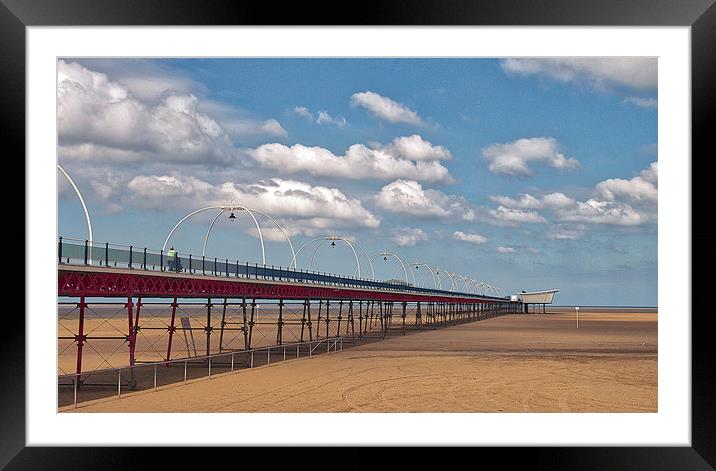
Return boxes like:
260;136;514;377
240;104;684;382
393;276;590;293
3;0;714;468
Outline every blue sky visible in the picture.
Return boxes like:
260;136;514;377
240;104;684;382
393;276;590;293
57;58;658;306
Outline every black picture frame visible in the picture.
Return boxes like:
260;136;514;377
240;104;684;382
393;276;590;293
2;0;712;468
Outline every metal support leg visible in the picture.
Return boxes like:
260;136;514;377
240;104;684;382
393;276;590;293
166;297;178;362
358;301;363;338
348;301;355;343
379;302;385;338
300;300;307;342
126;297;135;367
402;301;407;335
325;300;331;339
336;300;343;337
218;298;227;353
277;299;284;345
248;300;255;350
307;300;313;342
242;298;248;350
75;297;86;380
316;300;322;338
206;297;212;357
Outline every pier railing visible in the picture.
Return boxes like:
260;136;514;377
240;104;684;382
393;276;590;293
58;336;346;409
58;236;506;300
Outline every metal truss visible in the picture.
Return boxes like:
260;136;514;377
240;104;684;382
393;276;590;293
58;267;507;304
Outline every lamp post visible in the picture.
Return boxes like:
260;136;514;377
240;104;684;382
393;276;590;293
575;306;580;328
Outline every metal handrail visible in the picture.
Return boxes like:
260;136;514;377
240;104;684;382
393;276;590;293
58;336;345;408
57;236;509;300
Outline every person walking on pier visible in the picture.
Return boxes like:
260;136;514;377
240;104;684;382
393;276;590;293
167;245;177;272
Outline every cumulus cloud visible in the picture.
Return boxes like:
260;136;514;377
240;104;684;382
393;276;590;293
596;162;658;203
482;137;579;177
58;60;285;167
623;97;658;109
452;231;488;245
350;91;423;125
246;140;453;183
501;58;657;91
392;227;428;247
490;192;576;210
125;175;380;232
486;162;657;227
556;162;658;226
375;180;475;221
556;199;649;225
497;246;516;254
488;206;547;224
379;135;452;161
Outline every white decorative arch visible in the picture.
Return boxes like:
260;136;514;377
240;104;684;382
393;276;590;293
248;208;297;269
202;208;265;265
435;268;457;291
483;282;498;296
360;251;414;285
58;164;93;263
479;281;493;296
453;273;471;293
294;236;374;278
163;205;296;267
412;261;438;289
466;278;481;295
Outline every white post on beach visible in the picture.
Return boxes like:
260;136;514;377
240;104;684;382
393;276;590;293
575;306;580;329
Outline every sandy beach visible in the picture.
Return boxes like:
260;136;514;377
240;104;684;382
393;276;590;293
64;310;657;413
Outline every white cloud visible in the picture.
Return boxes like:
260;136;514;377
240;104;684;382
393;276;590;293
452;231;488;245
542;192;577;208
482;137;579;177
59;60;232;164
497;246;516;254
490;192;576;210
375;180;475;221
486;163;658;228
58;60;285;167
556;199;648;226
392;227;428;247
488;206;547;224
294;106;313;121
125;175;380;231
293;106;348;128
246;141;453;183
596;162;658;203
380;135;452;161
501;58;657;91
350;91;423;125
316;110;349;128
490;194;542;209
623;97;658;109
558;162;657;225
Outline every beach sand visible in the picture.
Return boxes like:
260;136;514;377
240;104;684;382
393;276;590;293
65;310;657;413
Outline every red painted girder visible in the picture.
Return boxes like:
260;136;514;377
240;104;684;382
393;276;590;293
58;268;500;303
